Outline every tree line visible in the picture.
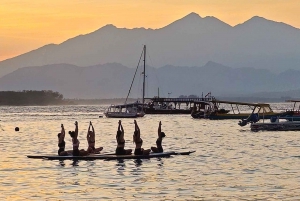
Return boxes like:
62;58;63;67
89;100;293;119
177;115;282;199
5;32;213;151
0;90;69;106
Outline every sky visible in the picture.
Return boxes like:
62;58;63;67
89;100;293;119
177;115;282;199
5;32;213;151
1;0;300;62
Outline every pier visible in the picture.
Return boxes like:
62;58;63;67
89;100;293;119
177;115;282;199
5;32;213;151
144;96;215;110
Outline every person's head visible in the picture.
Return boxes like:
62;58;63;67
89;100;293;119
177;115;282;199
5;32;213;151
69;131;75;138
88;130;93;135
160;132;166;138
57;133;61;138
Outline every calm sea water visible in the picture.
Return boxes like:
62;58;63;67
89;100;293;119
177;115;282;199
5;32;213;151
0;103;300;200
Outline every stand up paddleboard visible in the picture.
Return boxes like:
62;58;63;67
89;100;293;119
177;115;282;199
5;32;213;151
27;151;195;161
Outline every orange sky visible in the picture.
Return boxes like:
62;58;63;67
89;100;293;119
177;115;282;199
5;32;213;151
1;0;300;61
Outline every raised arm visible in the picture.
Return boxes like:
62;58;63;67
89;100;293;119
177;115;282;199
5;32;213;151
118;120;121;131
134;120;140;138
87;122;91;138
75;121;78;139
59;124;65;143
119;120;124;138
158;121;162;137
91;122;95;134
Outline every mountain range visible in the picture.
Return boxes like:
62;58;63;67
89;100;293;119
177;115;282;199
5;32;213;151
0;12;300;99
0;12;300;79
1;61;300;99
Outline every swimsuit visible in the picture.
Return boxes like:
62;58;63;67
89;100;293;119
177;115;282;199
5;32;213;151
73;139;80;156
134;148;143;155
134;139;143;155
58;141;65;155
116;147;126;155
156;138;163;153
116;138;126;155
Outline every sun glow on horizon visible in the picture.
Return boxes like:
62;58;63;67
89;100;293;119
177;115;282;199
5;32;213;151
1;0;300;61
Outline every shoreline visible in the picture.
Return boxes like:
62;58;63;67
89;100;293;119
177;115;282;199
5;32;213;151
0;97;291;106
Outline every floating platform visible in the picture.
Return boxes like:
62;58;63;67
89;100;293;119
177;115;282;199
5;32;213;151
27;151;195;160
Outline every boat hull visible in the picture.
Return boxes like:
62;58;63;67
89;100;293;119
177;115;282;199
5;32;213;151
104;112;139;118
144;108;191;114
208;113;280;120
251;121;300;131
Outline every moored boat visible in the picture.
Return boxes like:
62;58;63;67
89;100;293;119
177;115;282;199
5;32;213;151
145;97;214;114
282;100;300;121
250;116;300;132
104;45;147;118
192;100;291;120
104;103;145;118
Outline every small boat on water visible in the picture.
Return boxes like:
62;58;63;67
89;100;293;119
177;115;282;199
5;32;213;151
104;102;145;118
238;102;298;131
104;45;147;118
250;116;300;132
281;100;300;121
192;100;289;120
144;97;214;114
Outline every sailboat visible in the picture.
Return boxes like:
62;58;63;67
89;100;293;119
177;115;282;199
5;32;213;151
104;45;147;118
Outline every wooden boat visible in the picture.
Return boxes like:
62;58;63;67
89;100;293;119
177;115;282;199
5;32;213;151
238;102;297;131
191;100;215;118
145;97;214;114
281;100;300;121
104;45;147;118
250;117;300;132
192;100;290;120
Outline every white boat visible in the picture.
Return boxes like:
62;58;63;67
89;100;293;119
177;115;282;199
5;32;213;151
104;45;147;118
250;116;300;132
104;103;145;118
238;105;300;131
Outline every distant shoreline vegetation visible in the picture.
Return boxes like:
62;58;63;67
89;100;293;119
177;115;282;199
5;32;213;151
0;90;291;106
0;90;69;106
0;90;140;106
65;98;138;105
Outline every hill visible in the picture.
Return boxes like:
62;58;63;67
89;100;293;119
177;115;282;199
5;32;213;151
0;12;300;77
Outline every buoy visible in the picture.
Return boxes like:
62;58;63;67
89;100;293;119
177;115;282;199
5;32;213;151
15;127;19;131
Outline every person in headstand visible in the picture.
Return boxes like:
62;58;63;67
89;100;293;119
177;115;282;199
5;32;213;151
86;121;103;154
57;124;68;156
151;121;166;153
69;121;88;156
115;120;132;155
133;120;150;155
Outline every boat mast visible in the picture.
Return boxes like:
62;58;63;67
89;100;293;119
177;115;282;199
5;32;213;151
142;45;146;108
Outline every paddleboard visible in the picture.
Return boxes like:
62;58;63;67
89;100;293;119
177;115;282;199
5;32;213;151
27;152;115;159
27;151;195;160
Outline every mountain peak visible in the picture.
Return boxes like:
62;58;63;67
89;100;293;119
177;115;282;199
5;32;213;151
234;15;299;30
93;24;117;33
163;12;231;31
245;16;269;24
183;12;202;19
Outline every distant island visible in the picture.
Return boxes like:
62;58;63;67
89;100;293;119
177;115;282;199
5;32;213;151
0;90;291;106
0;90;141;106
0;90;69;106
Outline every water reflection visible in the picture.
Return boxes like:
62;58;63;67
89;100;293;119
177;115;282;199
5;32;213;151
155;158;164;168
134;159;143;167
59;161;65;167
116;159;125;176
71;160;79;167
116;159;125;167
